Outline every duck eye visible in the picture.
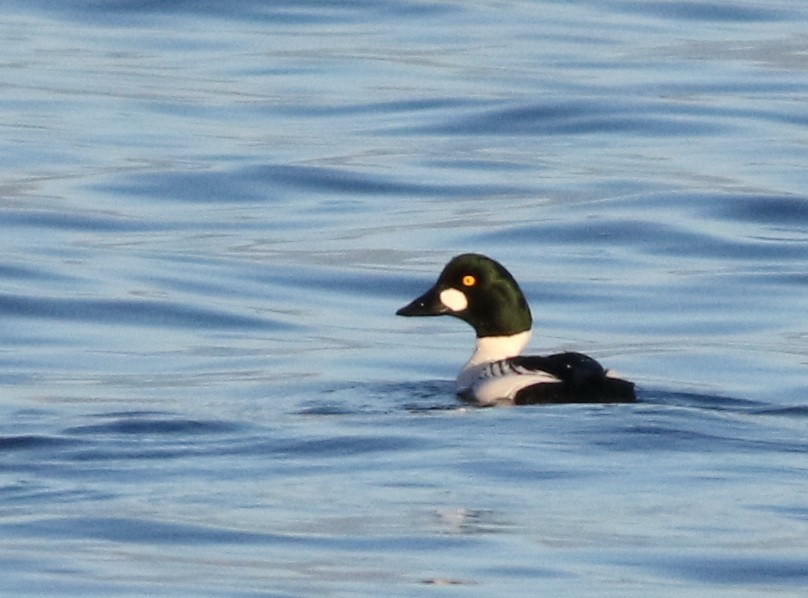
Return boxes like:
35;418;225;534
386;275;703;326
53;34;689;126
462;275;476;287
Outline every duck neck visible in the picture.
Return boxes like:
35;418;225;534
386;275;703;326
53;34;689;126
467;330;532;367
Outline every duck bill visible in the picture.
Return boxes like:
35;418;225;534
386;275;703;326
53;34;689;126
396;285;449;317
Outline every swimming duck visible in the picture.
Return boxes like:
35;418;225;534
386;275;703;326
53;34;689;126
396;253;635;405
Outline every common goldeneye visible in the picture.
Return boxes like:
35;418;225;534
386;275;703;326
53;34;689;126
396;253;636;406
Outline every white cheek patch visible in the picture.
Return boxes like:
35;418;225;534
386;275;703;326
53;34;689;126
439;288;468;312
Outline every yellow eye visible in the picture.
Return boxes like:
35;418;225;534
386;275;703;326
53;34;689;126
462;275;476;287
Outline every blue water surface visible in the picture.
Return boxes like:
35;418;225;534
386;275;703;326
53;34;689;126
1;0;806;595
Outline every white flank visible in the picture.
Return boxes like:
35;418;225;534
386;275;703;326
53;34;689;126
472;369;561;406
439;287;468;312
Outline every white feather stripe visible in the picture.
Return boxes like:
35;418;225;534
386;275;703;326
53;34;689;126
479;360;555;380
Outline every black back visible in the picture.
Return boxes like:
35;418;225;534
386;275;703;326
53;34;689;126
510;352;636;405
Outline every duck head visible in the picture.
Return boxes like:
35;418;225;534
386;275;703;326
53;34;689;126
396;253;532;338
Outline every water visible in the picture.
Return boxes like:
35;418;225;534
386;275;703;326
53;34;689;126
1;0;806;595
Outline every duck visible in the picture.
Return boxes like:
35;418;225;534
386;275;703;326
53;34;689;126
396;253;635;406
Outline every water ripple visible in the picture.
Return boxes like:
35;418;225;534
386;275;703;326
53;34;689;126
409;99;726;137
96;163;534;202
3;515;473;551
614;1;793;23
0;293;287;331
0;435;80;452
634;553;808;586
63;416;244;437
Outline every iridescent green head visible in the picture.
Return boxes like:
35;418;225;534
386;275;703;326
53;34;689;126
396;253;533;338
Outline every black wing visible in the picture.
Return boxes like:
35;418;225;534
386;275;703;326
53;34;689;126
508;352;635;405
